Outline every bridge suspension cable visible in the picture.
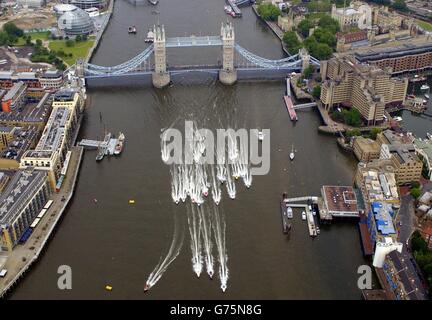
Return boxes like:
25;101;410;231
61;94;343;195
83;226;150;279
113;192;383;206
85;45;154;74
234;44;303;69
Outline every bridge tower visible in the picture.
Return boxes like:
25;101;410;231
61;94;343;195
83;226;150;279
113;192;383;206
152;24;170;88
219;22;237;85
299;48;310;73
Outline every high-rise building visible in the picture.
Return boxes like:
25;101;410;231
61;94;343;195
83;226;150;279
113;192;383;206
320;55;408;125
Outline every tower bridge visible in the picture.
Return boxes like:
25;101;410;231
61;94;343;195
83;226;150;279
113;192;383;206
81;22;320;88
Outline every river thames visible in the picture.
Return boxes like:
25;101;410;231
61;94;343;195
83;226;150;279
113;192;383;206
9;0;390;299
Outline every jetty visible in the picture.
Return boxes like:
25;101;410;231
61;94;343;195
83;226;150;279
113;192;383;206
281;195;320;237
284;77;298;121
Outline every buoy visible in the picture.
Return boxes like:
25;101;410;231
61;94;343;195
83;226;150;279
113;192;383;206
94;198;98;203
129;200;135;204
105;285;112;291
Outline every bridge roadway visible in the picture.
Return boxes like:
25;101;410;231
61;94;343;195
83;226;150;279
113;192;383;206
84;65;303;87
165;36;222;48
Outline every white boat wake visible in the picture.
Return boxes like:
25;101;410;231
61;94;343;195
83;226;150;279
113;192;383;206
153;121;258;293
145;212;184;291
187;203;203;278
212;204;229;292
198;204;214;279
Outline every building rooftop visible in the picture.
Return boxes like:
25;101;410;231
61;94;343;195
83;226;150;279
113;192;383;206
35;106;71;152
372;202;396;235
355;136;380;154
53;90;75;102
0;92;52;124
360;169;399;202
2;81;26;101
322;185;359;217
355;42;432;63
386;250;427;300
0;126;39;162
0;170;47;227
41;70;63;79
414;138;432;160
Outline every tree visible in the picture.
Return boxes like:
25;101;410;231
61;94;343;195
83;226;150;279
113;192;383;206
391;0;408;12
283;31;302;55
312;85;321;99
318;15;340;34
257;3;281;21
3;22;23;37
65;39;75;47
410;187;421;199
0;32;9;46
35;39;43;47
346;129;361;138
369;128;382;140
342;108;362;127
412;231;428;253
82;34;88;41
298;19;314;37
312;27;337;48
75;35;82;42
303;65;315;79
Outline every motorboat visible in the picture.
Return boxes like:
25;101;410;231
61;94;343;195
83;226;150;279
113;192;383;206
144;283;150;292
145;29;154;43
393;116;403;122
114;132;125;155
287;206;293;219
148;0;159;5
128;26;137;34
302;211;306;221
425;93;430;99
420;84;430;91
289;144;295;161
258;130;264;141
426;132;432;140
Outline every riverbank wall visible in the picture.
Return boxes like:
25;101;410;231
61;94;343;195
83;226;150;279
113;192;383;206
251;5;290;56
86;0;115;63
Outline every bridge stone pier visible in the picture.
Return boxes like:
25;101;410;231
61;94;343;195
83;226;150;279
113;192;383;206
152;24;171;88
219;22;237;85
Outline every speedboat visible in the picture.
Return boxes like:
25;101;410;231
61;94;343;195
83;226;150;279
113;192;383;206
393;116;403;122
427;132;432;140
128;26;137;34
145;29;154;43
289;144;295;161
144;283;150;292
302;211;306;221
258;130;264;141
148;0;159;5
420;84;430;91
287;206;293;219
425;94;430;99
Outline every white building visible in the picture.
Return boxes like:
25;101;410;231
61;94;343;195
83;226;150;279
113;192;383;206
331;2;372;30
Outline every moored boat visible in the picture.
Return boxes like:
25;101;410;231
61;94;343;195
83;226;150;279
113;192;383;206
114;132;125;155
287;206;293;219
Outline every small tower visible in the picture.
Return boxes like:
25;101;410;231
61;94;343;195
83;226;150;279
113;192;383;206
299;48;310;73
152;24;170;88
219;21;237;85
